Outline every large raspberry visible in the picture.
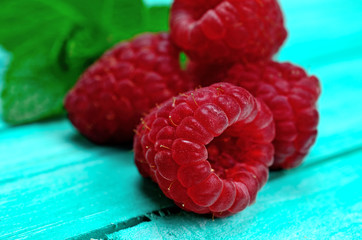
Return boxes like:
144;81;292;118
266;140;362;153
170;0;287;64
188;61;321;169
65;33;194;144
134;83;275;217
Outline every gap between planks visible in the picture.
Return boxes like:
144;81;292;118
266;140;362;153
67;145;362;240
67;206;181;240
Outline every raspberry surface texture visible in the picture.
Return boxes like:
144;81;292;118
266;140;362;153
65;33;194;144
189;61;321;169
170;0;287;64
134;83;275;217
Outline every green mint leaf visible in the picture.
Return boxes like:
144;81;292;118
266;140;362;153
0;0;170;124
0;0;84;52
144;6;170;32
2;50;80;123
0;0;87;123
101;0;147;42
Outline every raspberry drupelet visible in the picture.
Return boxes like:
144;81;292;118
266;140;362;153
65;33;194;144
134;83;275;217
170;0;287;64
188;61;321;169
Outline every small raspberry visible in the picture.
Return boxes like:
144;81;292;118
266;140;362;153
188;61;321;169
134;83;275;217
170;0;287;64
65;33;194;144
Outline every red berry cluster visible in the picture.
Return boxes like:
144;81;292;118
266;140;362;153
135;83;275;217
65;0;320;217
65;33;194;144
171;0;287;64
188;61;321;169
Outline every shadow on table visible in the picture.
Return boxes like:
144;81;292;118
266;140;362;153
139;177;175;209
67;132;133;151
139;177;225;220
268;170;289;182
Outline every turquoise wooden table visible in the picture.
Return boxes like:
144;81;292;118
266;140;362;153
1;0;362;239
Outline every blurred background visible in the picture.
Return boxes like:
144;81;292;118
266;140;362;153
0;0;361;239
1;0;361;156
1;0;361;125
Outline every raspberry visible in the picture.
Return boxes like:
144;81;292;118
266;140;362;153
134;83;275;217
170;0;287;64
188;61;321;169
65;33;194;144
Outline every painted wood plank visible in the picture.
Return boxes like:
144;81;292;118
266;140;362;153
302;57;362;165
1;55;361;184
0;120;114;182
0;146;172;240
0;0;361;239
278;0;362;66
107;149;362;240
0;55;361;239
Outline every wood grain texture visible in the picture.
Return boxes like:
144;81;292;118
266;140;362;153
0;121;173;240
108;150;362;240
1;0;362;239
0;59;361;239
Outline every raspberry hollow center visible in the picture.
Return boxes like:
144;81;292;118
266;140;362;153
206;134;242;179
135;83;275;217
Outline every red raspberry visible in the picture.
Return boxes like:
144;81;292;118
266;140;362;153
170;0;287;64
134;83;275;217
65;33;194;144
188;61;321;169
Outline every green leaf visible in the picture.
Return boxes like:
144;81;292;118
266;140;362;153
144;6;170;32
2;50;78;123
0;0;170;124
0;0;84;52
101;0;147;42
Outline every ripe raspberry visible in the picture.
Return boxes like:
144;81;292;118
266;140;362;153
170;0;287;64
65;33;194;144
134;83;275;217
188;61;321;169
